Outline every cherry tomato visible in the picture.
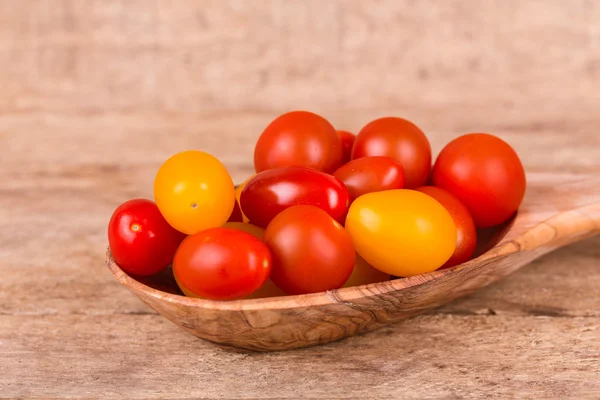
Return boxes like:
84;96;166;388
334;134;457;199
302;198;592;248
351;117;431;188
333;156;405;202
108;199;186;276
345;190;456;277
240;166;350;228
337;130;356;164
254;111;343;174
342;254;390;288
173;227;272;300
264;205;356;295
177;222;286;299
416;186;477;269
228;200;244;222
154;150;235;235
432;133;526;227
234;175;255;223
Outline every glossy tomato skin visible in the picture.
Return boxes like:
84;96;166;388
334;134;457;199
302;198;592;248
346;190;456;277
240;166;350;228
173;228;272;300
108;199;187;276
264;205;356;295
333;156;405;202
351;117;431;188
254;111;343;174
416;186;477;269
337;130;356;164
432;133;526;228
154;150;235;235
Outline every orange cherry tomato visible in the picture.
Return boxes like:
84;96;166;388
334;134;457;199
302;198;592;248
234;175;255;223
351;117;431;188
154;151;235;235
264;205;356;295
333;156;405;202
254;111;343;174
432;133;526;227
416;186;477;269
345;190;456;277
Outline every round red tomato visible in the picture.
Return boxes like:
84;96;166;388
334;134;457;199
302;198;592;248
432;133;526;228
173;228;272;300
337;130;356;164
240;166;350;228
333;156;405;201
108;199;187;276
416;186;477;268
254;111;343;174
351;117;431;188
264;205;355;295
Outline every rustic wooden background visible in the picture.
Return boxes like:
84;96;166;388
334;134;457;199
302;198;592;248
1;0;599;398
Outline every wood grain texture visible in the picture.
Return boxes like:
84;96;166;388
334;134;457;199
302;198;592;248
0;0;599;397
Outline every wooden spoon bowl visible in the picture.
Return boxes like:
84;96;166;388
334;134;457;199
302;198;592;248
106;173;600;351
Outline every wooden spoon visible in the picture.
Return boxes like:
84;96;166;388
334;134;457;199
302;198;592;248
106;172;600;352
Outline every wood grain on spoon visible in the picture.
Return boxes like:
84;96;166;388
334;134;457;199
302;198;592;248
106;172;600;351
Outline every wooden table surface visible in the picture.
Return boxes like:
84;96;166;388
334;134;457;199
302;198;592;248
1;1;599;398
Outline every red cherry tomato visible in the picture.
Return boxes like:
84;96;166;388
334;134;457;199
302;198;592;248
264;205;355;295
333;156;405;202
227;200;244;223
254;111;343;174
240;166;350;228
173;228;272;300
416;186;477;268
108;199;186;276
432;133;526;227
351;117;431;188
337;130;356;164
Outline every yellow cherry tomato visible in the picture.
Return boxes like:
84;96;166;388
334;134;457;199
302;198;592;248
235;175;255;223
154;151;235;235
343;254;391;288
345;189;456;277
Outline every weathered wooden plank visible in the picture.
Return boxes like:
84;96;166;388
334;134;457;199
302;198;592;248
1;313;599;398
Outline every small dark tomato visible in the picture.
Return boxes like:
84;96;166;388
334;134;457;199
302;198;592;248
333;156;405;202
337;130;356;164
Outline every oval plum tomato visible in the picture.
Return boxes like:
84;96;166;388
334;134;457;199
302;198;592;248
345;190;456;277
108;199;186;276
177;222;286;299
240;166;350;228
416;186;477;269
351;117;431;188
264;205;356;295
432;133;526;228
154;151;235;235
342;254;390;288
333;156;405;202
173;227;272;300
337;130;356;164
254;111;343;174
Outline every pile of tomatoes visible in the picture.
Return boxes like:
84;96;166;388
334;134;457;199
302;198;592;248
108;111;526;300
